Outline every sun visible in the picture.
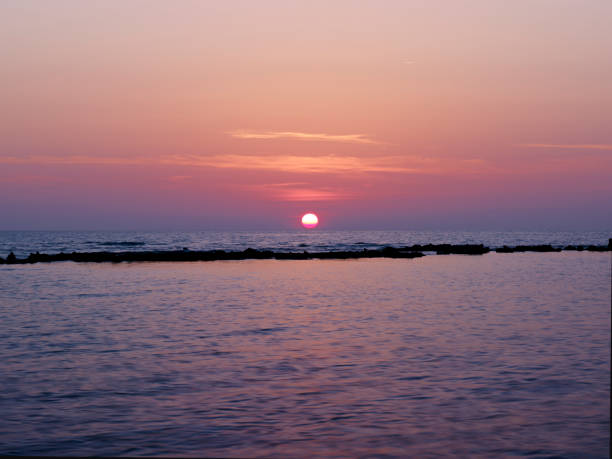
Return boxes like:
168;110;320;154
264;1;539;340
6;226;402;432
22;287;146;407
301;212;319;229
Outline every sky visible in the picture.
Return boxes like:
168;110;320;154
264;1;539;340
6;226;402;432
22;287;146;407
1;0;611;230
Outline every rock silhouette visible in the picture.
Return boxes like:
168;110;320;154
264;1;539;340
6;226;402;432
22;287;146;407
495;244;561;253
2;242;609;265
496;244;609;253
3;247;426;264
400;244;489;255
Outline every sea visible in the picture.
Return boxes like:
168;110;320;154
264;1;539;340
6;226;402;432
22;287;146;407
0;230;610;458
1;230;611;258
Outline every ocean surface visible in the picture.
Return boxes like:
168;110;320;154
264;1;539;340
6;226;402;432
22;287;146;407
1;230;611;258
0;231;610;457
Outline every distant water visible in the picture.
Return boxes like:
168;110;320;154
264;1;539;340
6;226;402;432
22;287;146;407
1;230;610;258
0;252;609;457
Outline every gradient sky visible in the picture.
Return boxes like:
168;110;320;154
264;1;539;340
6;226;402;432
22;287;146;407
1;0;611;230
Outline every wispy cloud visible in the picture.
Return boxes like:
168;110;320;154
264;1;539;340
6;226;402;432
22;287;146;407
0;174;73;185
166;175;193;182
0;155;146;166
228;130;380;145
170;154;420;174
280;189;352;201
0;153;486;175
244;182;354;201
0;153;415;173
520;143;612;151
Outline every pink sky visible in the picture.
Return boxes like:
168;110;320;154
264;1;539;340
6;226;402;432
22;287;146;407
1;0;611;230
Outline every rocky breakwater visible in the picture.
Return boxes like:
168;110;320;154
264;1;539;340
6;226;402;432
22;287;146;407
0;247;426;264
1;240;609;264
399;243;490;255
496;240;611;253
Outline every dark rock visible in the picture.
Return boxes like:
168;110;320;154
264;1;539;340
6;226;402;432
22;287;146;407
401;243;489;255
516;245;560;252
440;244;489;255
7;252;16;263
586;245;610;252
382;246;399;256
559;244;610;252
526;245;552;252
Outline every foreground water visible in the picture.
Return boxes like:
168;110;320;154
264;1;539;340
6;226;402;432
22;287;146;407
1;252;609;457
1;230;610;258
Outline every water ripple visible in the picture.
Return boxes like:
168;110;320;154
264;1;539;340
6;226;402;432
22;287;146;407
0;253;609;458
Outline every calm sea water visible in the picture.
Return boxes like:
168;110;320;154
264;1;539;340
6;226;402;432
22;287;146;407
1;230;610;258
0;251;610;457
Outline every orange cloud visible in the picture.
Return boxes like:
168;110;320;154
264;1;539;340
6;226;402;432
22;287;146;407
172;154;420;173
244;182;355;201
0;153;491;175
0;153;424;173
520;144;612;151
0;155;145;165
281;189;351;201
228;130;381;144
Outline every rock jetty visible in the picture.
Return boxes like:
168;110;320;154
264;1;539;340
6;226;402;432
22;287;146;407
0;247;426;264
1;241;609;265
399;244;490;255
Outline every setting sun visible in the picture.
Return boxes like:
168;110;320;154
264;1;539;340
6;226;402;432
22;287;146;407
301;213;319;229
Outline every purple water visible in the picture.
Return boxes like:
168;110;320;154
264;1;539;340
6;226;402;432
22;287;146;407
0;251;609;457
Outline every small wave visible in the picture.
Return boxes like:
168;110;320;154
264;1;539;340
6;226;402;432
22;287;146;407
220;327;288;337
99;241;146;247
